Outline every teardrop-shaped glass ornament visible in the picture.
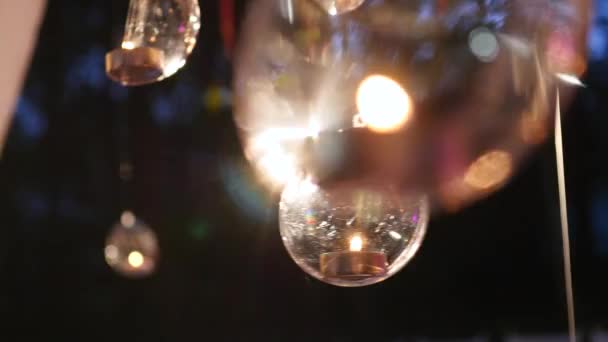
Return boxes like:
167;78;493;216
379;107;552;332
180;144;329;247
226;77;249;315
105;211;159;278
279;178;428;287
106;0;201;86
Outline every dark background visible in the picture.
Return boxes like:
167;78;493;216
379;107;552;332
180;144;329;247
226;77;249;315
1;0;608;340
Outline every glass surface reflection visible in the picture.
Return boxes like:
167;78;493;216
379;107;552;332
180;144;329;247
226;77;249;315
236;0;588;209
106;0;201;85
279;178;428;287
105;211;159;278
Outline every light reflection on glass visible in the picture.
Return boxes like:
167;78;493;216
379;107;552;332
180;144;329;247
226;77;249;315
246;121;323;187
105;214;159;278
464;150;513;191
314;0;365;16
127;250;145;268
121;210;136;228
121;41;135;50
236;0;588;210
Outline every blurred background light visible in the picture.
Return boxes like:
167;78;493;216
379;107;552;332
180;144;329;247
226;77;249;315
356;75;412;134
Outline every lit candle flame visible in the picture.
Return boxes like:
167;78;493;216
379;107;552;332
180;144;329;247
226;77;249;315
356;75;412;133
128;250;144;268
350;234;363;252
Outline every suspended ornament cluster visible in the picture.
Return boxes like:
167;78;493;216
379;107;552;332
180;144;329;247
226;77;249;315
99;0;587;287
234;0;588;286
106;0;201;86
105;211;159;278
102;0;203;277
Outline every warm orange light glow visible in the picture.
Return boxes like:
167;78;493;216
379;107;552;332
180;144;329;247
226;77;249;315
356;75;412;133
128;251;144;268
520;115;548;145
464;150;513;190
349;234;363;252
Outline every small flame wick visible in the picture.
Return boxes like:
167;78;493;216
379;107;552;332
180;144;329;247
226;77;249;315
350;234;363;252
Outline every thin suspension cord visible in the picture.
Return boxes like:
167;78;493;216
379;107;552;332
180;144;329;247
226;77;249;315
554;89;576;342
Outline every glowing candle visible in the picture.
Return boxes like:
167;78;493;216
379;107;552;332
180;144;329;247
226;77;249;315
320;234;388;280
128;250;145;269
356;75;412;134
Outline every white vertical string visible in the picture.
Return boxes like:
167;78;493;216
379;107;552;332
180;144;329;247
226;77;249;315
554;88;576;342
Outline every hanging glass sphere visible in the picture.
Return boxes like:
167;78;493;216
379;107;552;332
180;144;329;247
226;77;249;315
235;0;588;209
279;178;428;287
105;211;159;278
106;0;201;86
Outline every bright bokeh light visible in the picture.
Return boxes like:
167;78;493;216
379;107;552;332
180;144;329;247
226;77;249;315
128;250;145;268
249;121;322;187
328;5;338;16
349;234;363;252
257;146;299;186
104;245;119;264
464;150;513;190
236;0;589;212
251;126;316;150
315;0;365;15
281;177;319;202
121;210;136;228
121;41;135;50
105;214;159;278
469;27;500;62
356;75;412;133
389;231;402;240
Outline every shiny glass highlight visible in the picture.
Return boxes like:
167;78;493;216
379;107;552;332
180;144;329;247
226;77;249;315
235;0;588;209
105;211;159;278
106;0;201;86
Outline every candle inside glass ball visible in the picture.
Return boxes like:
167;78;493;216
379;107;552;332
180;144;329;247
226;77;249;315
279;178;428;287
105;211;159;278
320;234;388;279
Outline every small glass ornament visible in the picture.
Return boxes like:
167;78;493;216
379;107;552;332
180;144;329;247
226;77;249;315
279;178;428;287
105;211;159;278
106;0;201;86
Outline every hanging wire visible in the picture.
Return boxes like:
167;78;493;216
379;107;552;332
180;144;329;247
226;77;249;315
554;88;576;342
115;107;134;212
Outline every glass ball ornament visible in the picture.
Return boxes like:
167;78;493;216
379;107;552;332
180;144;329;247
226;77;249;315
106;0;201;86
279;178;428;287
105;211;159;278
234;0;589;209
